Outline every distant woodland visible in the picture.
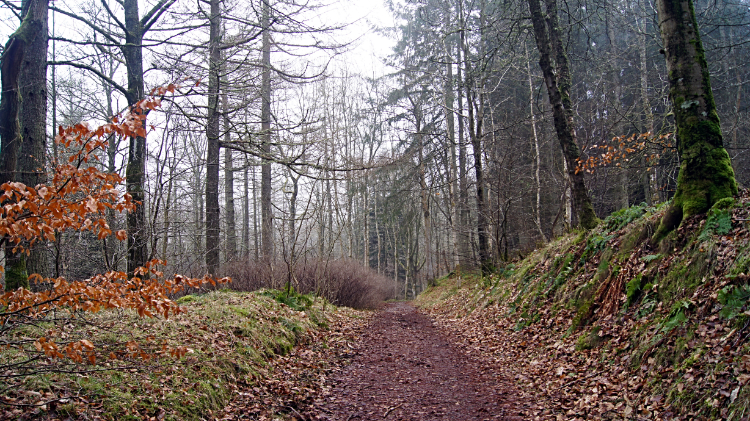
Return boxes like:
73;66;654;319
0;0;748;298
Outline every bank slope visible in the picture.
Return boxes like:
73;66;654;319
2;289;369;420
418;189;750;420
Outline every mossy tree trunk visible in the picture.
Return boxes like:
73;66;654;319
527;0;598;230
654;0;738;238
0;0;43;291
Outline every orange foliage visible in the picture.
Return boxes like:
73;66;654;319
575;132;675;174
0;88;229;367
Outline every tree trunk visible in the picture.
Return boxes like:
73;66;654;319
0;1;42;290
468;90;489;273
417;118;434;282
205;0;221;276
525;41;547;242
243;154;250;260
18;0;48;279
223;101;236;263
363;172;370;268
443;3;459;271
528;0;598;230
260;0;273;260
101;53;120;271
461;17;489;273
124;0;149;274
653;0;737;238
456;4;470;270
252;161;259;260
288;172;298;265
638;0;658;205
161;157;173;264
193;154;204;264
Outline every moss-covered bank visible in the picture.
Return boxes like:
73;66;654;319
1;289;369;420
417;189;750;420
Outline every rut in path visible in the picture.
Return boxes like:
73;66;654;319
305;302;532;420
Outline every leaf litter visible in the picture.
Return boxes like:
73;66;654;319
299;302;536;420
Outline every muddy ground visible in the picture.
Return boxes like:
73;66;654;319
301;302;538;420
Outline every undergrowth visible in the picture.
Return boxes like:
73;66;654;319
417;189;750;420
223;258;392;309
0;290;361;420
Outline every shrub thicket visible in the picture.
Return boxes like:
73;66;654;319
223;258;393;309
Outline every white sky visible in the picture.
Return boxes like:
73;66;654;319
320;0;397;78
0;0;398;79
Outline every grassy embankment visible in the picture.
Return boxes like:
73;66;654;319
2;289;369;420
418;189;750;420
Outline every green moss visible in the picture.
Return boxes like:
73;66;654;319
616;223;649;260
177;294;199;304
5;254;28;291
712;197;735;211
571;230;587;246
570;281;596;331
1;290;352;420
654;0;738;242
579;202;600;230
660;247;711;301
575;326;608;351
594;250;613;283
671;132;735;211
228;305;251;317
260;288;313;311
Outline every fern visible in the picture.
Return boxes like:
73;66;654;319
718;285;750;319
699;210;732;242
602;203;649;233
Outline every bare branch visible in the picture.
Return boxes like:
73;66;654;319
141;0;177;33
49;5;121;45
48;60;129;98
99;0;127;35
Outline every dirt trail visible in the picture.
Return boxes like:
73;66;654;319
303;302;534;420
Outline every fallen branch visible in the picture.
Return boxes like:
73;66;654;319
383;403;403;418
284;405;305;420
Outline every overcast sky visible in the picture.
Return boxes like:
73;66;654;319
324;0;397;78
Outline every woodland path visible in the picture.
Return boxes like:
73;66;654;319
302;302;533;420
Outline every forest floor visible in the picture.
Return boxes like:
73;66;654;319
299;302;540;421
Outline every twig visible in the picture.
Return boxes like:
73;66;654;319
383;403;403;418
284;406;305;420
